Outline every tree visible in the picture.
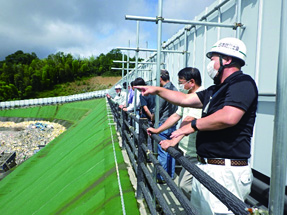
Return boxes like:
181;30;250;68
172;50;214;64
0;48;127;100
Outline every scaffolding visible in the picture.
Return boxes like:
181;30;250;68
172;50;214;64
111;0;287;214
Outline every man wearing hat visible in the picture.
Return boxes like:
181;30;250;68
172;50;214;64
106;84;126;106
135;37;258;214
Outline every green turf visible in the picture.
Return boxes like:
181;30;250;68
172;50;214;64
0;99;139;215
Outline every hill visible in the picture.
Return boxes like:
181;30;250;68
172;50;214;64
36;76;121;98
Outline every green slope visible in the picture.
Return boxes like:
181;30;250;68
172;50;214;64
0;99;139;215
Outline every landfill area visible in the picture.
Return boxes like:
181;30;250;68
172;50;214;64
0;121;66;167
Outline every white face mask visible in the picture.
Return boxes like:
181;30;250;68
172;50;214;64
178;84;185;91
207;60;218;80
178;81;190;93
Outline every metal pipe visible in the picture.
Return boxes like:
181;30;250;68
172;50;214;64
117;47;157;52
192;30;197;67
121;53;124;79
116;47;186;54
217;0;222;40
113;60;157;64
251;0;265;166
111;68;150;71
155;0;163;129
202;7;208;81
127;41;130;98
162;0;231;49
133;21;140;116
200;0;230;21
236;0;242;38
269;0;287;214
125;15;237;29
183;27;188;67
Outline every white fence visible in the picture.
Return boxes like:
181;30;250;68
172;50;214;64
0;90;108;109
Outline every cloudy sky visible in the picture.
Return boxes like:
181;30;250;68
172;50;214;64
0;0;215;60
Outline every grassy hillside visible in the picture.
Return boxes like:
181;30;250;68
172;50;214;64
36;76;122;98
0;99;139;214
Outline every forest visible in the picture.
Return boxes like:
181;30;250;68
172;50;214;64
0;49;140;101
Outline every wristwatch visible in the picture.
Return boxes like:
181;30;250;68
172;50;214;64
191;119;199;131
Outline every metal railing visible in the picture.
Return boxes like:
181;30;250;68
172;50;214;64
107;98;254;215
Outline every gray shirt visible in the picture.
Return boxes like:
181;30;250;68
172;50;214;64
158;81;178;124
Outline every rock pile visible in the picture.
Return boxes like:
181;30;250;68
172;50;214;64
0;121;66;165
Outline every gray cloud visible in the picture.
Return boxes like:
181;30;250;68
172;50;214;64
0;0;214;60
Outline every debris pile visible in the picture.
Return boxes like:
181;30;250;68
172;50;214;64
0;121;66;165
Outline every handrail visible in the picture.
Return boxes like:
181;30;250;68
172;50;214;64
107;98;255;215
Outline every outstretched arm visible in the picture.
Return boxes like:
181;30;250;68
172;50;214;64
135;86;203;108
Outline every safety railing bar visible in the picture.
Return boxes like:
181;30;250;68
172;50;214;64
140;143;197;214
123;120;131;131
167;147;249;215
141;117;249;214
138;182;158;215
124;130;138;156
140;163;174;215
127;112;140;123
128;126;138;141
109;100;249;214
124;143;138;175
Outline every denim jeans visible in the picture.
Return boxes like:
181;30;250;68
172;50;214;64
157;123;176;180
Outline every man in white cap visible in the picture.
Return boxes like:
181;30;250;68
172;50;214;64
106;84;126;106
135;37;258;214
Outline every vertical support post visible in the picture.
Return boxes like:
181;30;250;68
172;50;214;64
183;27;188;68
134;21;140;115
127;41;130;80
269;0;287;214
236;0;242;38
136;118;148;199
217;1;222;40
122;52;124;79
154;0;163;129
203;8;208;79
127;42;131;106
146;41;148;59
192;29;197;67
121;109;127;149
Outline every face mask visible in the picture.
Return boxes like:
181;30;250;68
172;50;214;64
179;81;192;93
178;84;185;91
207;60;218;80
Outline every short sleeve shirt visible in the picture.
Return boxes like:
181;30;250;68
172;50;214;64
196;71;258;159
140;94;156;119
176;86;203;157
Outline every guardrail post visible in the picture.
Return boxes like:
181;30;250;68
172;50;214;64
121;109;127;149
136;117;148;199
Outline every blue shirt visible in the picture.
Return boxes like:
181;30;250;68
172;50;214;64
128;89;134;104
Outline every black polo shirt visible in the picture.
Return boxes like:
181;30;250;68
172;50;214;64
196;71;258;159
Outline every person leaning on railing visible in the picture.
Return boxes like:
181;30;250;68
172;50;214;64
106;84;127;107
135;37;258;215
146;67;203;199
